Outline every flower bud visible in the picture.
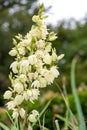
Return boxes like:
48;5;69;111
52;51;57;62
32;15;40;22
48;32;57;41
57;54;64;60
9;49;17;56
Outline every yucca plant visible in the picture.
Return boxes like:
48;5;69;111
0;3;63;130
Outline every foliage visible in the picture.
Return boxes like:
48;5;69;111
0;0;37;11
52;20;87;89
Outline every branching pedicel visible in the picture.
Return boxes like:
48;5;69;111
4;3;64;128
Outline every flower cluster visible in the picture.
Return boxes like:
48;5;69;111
4;4;64;123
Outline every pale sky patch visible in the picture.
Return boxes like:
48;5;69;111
38;0;87;25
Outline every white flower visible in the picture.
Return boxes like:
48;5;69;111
40;68;47;76
43;67;59;85
29;28;41;38
24;33;32;41
31;89;40;101
18;47;25;55
14;82;24;94
35;50;44;58
50;66;59;78
9;49;17;56
23;91;29;101
32;15;40;23
39;77;47;88
4;90;12;99
20;38;31;47
47;32;57;41
27;90;32;97
27;89;40;102
10;61;19;73
14;95;24;105
28;73;34;81
33;72;38;79
6;101;16;110
40;69;54;85
20;60;29;67
43;54;52;64
45;44;52;52
28;114;36;123
31;80;40;88
35;60;43;71
28;72;38;81
36;40;45;48
41;66;59;85
32;110;39;117
28;110;39;123
19;108;25;119
28;55;37;65
12;110;19;119
20;60;29;73
19;74;27;82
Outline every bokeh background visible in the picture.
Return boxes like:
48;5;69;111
0;0;87;129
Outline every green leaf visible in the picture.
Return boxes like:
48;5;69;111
56;115;73;129
55;120;61;130
0;122;10;130
71;57;86;130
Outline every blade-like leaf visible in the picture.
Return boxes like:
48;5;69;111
0;122;10;130
55;120;61;130
71;57;86;130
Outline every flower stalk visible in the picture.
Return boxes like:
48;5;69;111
3;3;64;129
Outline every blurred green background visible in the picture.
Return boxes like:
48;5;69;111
0;0;87;129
